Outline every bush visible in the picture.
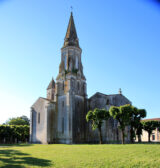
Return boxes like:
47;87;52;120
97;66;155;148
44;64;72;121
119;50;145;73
0;125;29;144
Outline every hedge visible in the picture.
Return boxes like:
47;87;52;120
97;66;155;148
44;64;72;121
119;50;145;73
0;125;29;143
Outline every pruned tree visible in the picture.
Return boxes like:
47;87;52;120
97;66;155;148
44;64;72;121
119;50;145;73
86;108;110;144
109;104;131;144
135;109;146;142
129;108;146;143
142;120;158;142
157;122;160;132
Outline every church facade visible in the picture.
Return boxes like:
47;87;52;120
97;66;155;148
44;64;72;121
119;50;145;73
30;13;131;144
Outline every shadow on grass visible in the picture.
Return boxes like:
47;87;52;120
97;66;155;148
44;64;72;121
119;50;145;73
0;149;52;168
0;144;34;148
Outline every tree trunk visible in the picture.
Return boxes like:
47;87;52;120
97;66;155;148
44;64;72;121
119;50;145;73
138;134;141;143
98;126;102;144
122;129;125;144
148;132;151;142
130;126;134;143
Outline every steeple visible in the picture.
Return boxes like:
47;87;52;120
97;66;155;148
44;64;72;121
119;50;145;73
46;78;55;100
47;78;55;90
63;12;79;48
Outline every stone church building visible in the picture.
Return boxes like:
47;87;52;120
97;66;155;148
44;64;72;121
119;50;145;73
30;13;131;144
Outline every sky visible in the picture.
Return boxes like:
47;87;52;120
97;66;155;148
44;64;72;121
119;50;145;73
0;0;160;124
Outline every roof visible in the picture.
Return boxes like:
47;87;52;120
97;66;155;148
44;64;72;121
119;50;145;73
31;97;55;109
142;118;160;122
47;78;55;90
89;92;132;105
63;12;79;48
89;92;130;100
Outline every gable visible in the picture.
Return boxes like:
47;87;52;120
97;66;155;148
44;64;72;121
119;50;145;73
31;97;49;110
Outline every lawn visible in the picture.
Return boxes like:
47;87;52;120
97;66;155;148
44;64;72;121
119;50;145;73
0;144;160;168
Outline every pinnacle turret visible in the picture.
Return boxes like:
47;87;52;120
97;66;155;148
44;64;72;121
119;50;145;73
47;78;55;90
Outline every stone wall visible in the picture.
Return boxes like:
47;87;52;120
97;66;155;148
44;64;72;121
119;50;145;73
30;97;55;144
86;92;131;143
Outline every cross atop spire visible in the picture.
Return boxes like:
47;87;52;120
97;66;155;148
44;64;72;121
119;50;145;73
70;6;73;12
119;88;122;95
63;12;79;48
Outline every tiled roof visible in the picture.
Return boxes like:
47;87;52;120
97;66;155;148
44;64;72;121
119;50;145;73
142;118;160;121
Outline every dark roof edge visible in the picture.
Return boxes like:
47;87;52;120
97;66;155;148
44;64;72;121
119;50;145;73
89;92;108;100
89;92;132;104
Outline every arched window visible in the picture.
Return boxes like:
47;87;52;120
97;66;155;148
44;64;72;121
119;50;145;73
106;99;110;105
62;81;64;90
77;82;80;90
38;113;40;124
75;56;78;69
62;118;64;133
64;56;67;70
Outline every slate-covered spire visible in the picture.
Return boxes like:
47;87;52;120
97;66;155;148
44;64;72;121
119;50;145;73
47;78;55;90
63;12;79;48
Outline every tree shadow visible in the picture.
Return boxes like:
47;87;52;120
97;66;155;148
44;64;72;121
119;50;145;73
0;149;52;168
0;144;33;147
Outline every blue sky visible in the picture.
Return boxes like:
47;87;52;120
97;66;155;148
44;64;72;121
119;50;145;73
0;0;159;123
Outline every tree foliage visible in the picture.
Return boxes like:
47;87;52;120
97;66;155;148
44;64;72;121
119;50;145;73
141;120;158;142
0;125;29;143
86;108;110;144
6;115;30;126
109;104;146;144
157;122;160;132
129;108;146;143
109;104;132;144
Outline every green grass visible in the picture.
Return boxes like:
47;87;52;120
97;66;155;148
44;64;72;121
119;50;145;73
0;144;160;168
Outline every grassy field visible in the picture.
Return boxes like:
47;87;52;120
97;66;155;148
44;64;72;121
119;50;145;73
0;144;160;168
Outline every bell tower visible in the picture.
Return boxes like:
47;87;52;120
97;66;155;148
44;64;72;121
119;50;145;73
57;12;86;82
55;12;87;143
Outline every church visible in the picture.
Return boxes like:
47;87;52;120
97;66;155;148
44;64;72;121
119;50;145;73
30;13;131;144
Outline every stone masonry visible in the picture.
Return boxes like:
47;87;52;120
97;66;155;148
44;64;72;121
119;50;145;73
30;13;131;144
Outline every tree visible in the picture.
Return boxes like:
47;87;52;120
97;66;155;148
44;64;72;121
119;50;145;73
129;108;146;143
136;122;143;143
157;122;160;132
86;108;110;144
142;120;157;142
135;109;146;142
6;115;30;126
109;104;131;144
129;107;138;143
20;115;30;125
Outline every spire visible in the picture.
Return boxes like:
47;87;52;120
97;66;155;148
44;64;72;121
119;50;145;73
63;12;79;48
47;78;55;90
